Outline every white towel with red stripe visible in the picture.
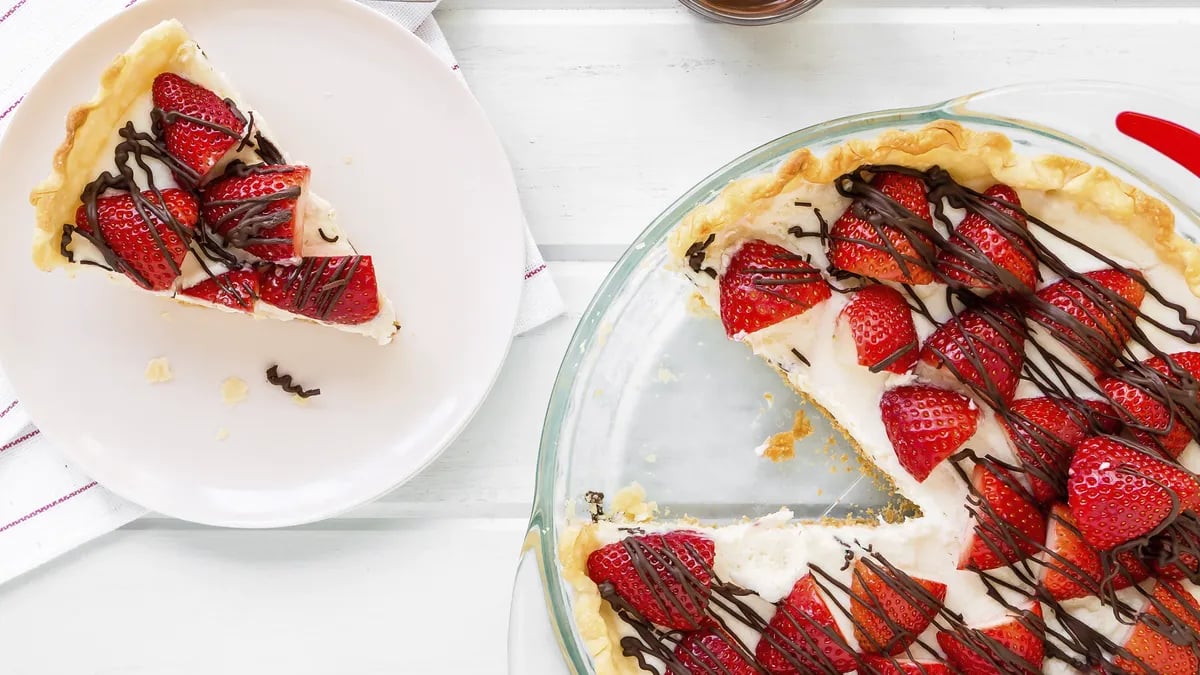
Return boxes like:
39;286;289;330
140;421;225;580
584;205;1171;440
0;0;562;584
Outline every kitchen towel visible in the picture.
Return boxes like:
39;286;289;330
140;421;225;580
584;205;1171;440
0;0;562;585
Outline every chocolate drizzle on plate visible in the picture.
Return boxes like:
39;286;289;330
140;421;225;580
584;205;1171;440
265;365;320;399
633;162;1200;672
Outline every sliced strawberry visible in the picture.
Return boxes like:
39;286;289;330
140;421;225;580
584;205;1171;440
936;604;1044;675
959;464;1047;571
719;240;831;336
880;385;979;482
756;574;856;674
152;73;246;179
674;629;758;675
1041;503;1150;601
1000;397;1119;504
1149;513;1200;582
586;531;715;630
1099;352;1200;458
860;656;953;675
828;172;936;284
179;269;258;312
839;284;919;374
202;164;310;261
918;304;1026;406
257;256;381;325
936;184;1037;292
1113;580;1200;675
74;188;199;291
1067;436;1200;550
1030;268;1146;374
849;558;947;655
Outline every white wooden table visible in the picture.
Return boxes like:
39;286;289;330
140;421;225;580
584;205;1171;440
4;1;1200;672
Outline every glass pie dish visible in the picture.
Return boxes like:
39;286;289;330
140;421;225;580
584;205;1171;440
509;82;1200;674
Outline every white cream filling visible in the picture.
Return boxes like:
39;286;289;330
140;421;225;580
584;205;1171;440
586;180;1200;672
68;40;395;343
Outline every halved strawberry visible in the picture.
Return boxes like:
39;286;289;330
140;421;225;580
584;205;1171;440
202;164;310;261
860;656;953;675
1149;513;1200;582
1067;436;1200;550
1113;580;1200;675
586;531;715;630
839;284;919;374
1029;268;1146;374
1040;503;1150;601
152;73;246;179
257;256;381;325
849;557;947;655
179;269;258;312
880;385;979;482
74;188;199;291
674;629;758;675
959;464;1047;571
1000;397;1119;504
1100;352;1200;458
719;240;832;336
936;184;1037;292
918;304;1026;406
936;604;1045;675
756;574;856;674
828;172;936;284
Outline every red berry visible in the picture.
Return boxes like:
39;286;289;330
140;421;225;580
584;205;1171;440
257;256;382;325
152;73;246;179
74;188;199;291
829;172;936;284
839;284;919;374
718;240;831;336
880;385;979;482
850;557;946;655
586;531;715;630
937;184;1037;291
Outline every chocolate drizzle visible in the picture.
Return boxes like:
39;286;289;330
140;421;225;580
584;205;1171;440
205;161;303;248
264;365;320;398
603;162;1200;672
67;86;291;292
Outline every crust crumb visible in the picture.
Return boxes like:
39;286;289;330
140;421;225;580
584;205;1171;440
760;410;814;463
144;357;172;384
611;483;657;523
215;428;230;441
221;377;249;406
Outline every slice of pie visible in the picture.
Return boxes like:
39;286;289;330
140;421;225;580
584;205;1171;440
562;122;1200;674
29;20;399;344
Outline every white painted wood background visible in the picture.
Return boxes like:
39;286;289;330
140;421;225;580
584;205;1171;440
6;1;1200;672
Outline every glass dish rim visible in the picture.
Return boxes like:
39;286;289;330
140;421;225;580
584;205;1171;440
525;80;1200;674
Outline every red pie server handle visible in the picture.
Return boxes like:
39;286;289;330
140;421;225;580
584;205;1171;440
1116;110;1200;179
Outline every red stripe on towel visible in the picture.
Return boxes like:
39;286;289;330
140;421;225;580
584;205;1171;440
0;481;99;534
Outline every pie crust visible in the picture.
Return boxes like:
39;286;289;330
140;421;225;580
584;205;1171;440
30;19;198;271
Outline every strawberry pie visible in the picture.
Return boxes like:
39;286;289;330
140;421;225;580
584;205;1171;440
561;122;1200;674
29;20;398;344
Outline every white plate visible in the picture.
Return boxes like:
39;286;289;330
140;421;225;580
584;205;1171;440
0;0;524;527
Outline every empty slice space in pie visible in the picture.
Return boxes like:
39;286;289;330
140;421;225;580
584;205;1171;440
562;122;1200;674
29;20;399;344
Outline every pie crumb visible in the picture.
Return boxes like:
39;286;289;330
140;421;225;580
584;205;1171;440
685;291;709;316
160;311;172;322
656;367;678;383
221;377;249;406
216;428;230;441
292;394;311;407
763;392;774;407
144;357;173;384
644;453;657;464
596;322;613;346
342;155;353;165
611;483;657;523
760;410;814;463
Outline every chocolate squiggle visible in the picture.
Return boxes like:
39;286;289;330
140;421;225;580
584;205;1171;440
264;365;320;399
